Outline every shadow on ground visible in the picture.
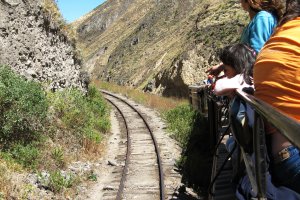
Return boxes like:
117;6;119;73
178;113;213;199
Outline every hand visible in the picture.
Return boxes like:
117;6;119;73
206;63;224;77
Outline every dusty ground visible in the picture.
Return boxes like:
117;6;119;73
79;109;125;199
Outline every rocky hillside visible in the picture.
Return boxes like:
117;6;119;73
0;0;88;91
73;0;248;97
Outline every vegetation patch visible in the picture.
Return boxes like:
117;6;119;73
51;147;65;168
0;65;46;196
0;66;111;198
8;143;40;169
38;170;76;193
163;104;199;148
163;104;212;196
47;86;110;146
43;0;65;27
0;66;48;148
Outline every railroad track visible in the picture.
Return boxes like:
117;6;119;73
101;90;165;200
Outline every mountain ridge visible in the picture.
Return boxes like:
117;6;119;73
73;0;248;97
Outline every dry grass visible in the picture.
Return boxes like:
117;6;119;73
0;159;17;198
41;128;105;171
82;139;106;160
0;161;10;197
42;0;77;42
92;80;188;113
43;0;64;24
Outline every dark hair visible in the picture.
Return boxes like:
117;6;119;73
219;44;256;85
246;0;285;19
278;0;300;26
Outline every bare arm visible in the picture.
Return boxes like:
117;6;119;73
206;63;224;77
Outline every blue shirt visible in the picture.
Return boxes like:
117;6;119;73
240;11;278;53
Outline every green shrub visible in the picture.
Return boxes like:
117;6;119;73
46;171;74;193
86;86;111;132
83;126;102;143
47;86;110;144
87;171;97;181
0;66;48;147
51;147;65;167
9;143;40;169
163;104;200;148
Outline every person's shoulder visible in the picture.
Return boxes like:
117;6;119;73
275;17;300;38
255;10;276;19
252;11;277;28
283;17;300;27
235;74;247;85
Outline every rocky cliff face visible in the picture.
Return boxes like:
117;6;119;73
0;0;88;91
74;0;248;97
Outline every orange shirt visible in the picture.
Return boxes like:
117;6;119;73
254;17;300;122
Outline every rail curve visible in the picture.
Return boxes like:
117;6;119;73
101;90;165;200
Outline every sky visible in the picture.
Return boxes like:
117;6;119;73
57;0;106;23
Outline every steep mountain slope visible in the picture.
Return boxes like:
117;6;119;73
0;0;87;91
73;0;248;97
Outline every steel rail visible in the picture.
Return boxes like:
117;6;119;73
103;97;130;200
101;90;165;200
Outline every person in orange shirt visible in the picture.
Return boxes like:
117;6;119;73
254;0;300;193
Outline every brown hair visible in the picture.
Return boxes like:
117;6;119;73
278;0;300;26
246;0;285;19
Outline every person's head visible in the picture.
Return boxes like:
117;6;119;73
278;0;300;26
219;43;256;84
240;0;285;19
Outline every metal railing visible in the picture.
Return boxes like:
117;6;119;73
236;89;300;148
189;85;300;199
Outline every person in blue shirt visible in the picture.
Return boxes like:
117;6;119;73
206;0;284;76
240;0;284;53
